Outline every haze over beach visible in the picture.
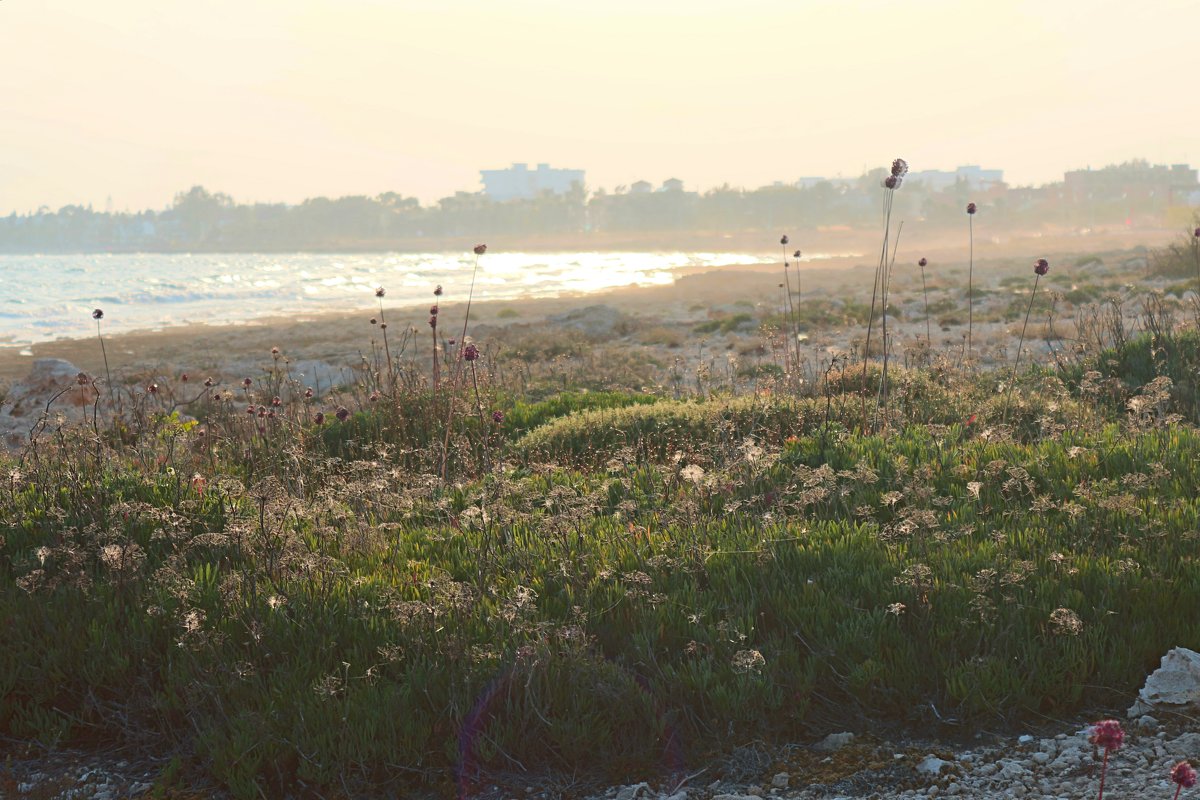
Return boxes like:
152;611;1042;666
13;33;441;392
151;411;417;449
5;3;1200;800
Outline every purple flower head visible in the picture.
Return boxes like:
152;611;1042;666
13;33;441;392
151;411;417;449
492;410;504;424
314;412;325;425
793;250;802;259
204;377;214;388
92;308;104;320
967;202;977;215
1194;227;1200;239
884;175;902;190
1172;761;1198;789
463;342;480;361
335;406;350;422
428;315;437;328
246;404;256;415
448;338;457;346
780;235;789;246
919;257;928;268
76;372;90;386
180;373;189;382
473;244;488;255
430;306;439;316
1034;258;1050;276
242;377;253;388
434;285;443;296
375;286;386;298
1089;719;1125;751
891;158;909;178
271;396;282;407
146;383;158;395
304;387;314;399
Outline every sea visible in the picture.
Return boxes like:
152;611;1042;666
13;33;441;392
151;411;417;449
0;250;840;348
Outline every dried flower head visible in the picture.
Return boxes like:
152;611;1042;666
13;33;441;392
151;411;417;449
76;372;90;386
146;383;158;395
884;175;902;190
473;244;487;255
919;257;928;267
304;387;314;398
891;158;909;178
314;412;325;425
463;343;480;361
1089;719;1125;751
335;407;350;422
793;250;802;259
967;202;977;215
1034;258;1050;276
203;377;214;388
428;316;437;328
375;287;386;298
1172;761;1198;789
271;396;282;407
434;285;443;296
780;235;789;246
271;346;280;357
92;308;104;320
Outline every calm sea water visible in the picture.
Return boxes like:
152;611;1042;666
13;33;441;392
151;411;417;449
0;250;831;347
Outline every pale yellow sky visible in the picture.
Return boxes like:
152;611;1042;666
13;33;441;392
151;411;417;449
1;0;1196;213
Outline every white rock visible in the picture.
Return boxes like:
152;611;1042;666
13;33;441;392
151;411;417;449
917;755;950;775
770;773;789;790
1166;732;1200;757
1017;734;1034;744
814;731;856;752
616;783;650;800
1129;648;1200;716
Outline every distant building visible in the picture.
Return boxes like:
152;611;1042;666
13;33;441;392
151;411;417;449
908;165;1005;192
661;178;684;192
1063;161;1198;206
479;162;585;201
629;180;653;194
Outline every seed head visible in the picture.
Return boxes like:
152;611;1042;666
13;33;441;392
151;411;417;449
375;287;386;298
891;158;909;178
780;235;789;246
1089;719;1124;751
967;202;977;215
1034;258;1050;276
92;308;104;320
463;343;480;361
271;396;282;407
370;317;377;325
335;407;350;422
919;258;928;268
473;244;487;255
1171;761;1198;789
271;346;280;357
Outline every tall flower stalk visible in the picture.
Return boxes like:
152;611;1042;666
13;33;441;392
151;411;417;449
1089;718;1124;800
780;236;798;372
1192;227;1199;297
375;287;393;393
861;158;907;429
92;308;113;397
439;244;487;482
966;202;977;362
1004;258;1049;424
430;285;443;390
918;258;931;346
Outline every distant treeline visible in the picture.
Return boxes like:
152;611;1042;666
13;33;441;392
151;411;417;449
0;168;1183;252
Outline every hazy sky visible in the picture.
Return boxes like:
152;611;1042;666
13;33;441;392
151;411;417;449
2;0;1197;213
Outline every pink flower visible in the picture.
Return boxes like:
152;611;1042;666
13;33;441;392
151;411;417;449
891;158;909;178
463;343;480;361
966;202;977;215
1034;258;1050;276
919;257;928;267
780;235;789;245
335;407;350;422
1089;719;1124;751
92;308;104;320
473;244;488;255
1172;761;1198;789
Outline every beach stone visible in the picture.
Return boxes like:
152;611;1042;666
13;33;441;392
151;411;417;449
916;755;950;775
615;783;650;800
814;732;855;752
770;772;789;789
1128;647;1200;717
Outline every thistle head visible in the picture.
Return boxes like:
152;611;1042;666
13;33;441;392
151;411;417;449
919;257;928;268
429;315;437;328
1034;258;1050;276
1171;761;1198;789
1089;719;1124;751
76;372;90;386
967;202;977;215
473;244;487;255
304;387;314;399
780;235;789;246
92;308;104;320
180;373;189;382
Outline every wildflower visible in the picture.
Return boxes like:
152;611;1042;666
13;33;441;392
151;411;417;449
375;287;386;298
335;406;350;422
1172;761;1197;790
967;202;977;214
886;602;906;615
314;412;325;425
271;396;282;407
76;372;90;386
1089;719;1124;751
793;250;802;259
1035;258;1050;276
919;257;928;267
463;342;480;361
430;306;438;316
379;322;387;330
271;346;280;357
884;175;902;189
731;649;766;674
473;244;487;255
246;405;255;415
146;383;158;395
491;410;504;424
891;158;909;178
780;235;789;245
1195;228;1200;239
429;315;437;328
242;377;252;388
304;387;314;398
203;377;214;388
180;373;189;382
434;285;443;296
448;338;456;346
369;391;380;402
92;308;104;320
